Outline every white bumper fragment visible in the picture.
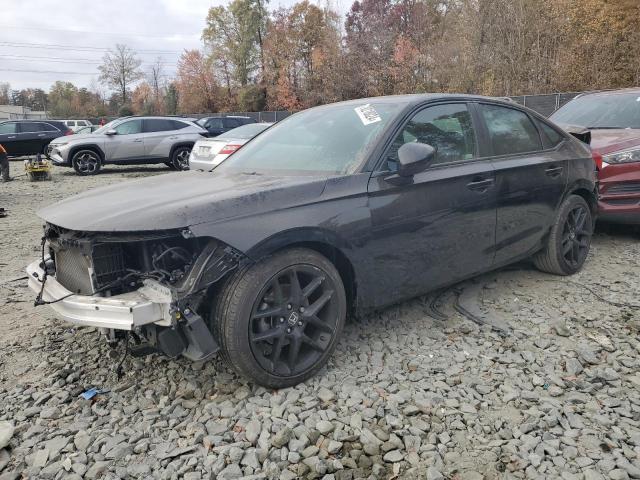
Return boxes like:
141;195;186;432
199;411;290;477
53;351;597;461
26;258;172;331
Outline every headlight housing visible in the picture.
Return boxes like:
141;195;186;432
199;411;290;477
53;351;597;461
602;147;640;165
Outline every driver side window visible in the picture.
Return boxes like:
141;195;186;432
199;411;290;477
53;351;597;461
114;119;142;135
385;103;476;171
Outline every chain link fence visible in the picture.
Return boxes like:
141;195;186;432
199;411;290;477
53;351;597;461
508;92;582;116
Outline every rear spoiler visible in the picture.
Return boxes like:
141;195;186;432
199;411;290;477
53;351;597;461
563;125;591;145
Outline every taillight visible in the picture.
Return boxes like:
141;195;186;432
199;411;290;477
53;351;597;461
64;129;74;136
219;144;242;155
591;149;603;171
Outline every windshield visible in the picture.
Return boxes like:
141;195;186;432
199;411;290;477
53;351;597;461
217;123;270;140
550;93;640;129
93;120;118;134
216;102;405;174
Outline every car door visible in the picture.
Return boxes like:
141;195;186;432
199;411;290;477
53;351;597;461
365;102;497;308
476;103;568;265
0;121;22;155
17;121;46;155
143;118;178;159
104;119;144;161
33;122;59;153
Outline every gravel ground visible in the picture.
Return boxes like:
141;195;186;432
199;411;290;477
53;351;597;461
1;161;639;480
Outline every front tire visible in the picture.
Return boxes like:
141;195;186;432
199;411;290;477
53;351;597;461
71;149;101;175
534;195;593;275
212;248;346;388
171;146;191;171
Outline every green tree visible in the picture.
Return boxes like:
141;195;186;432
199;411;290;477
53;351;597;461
203;0;269;87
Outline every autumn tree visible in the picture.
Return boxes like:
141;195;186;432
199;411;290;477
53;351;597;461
0;83;10;104
175;50;219;113
98;44;143;105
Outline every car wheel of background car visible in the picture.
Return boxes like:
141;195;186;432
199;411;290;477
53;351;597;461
71;150;101;176
211;248;346;388
171;146;191;171
533;194;593;275
164;161;175;170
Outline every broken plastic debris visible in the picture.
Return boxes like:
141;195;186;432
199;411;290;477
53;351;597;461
79;387;109;400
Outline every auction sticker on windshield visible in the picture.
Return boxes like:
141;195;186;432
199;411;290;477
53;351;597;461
354;104;382;125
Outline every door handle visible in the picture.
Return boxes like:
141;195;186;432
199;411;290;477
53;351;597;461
7;136;16;139
466;178;494;192
545;166;563;177
37;134;45;137
132;138;143;143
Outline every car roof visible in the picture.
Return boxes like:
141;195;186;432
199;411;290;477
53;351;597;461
574;88;640;99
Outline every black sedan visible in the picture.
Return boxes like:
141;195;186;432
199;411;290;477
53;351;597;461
29;94;597;388
0;119;72;156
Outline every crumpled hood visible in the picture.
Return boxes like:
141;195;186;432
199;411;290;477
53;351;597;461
588;129;640;155
38;170;328;232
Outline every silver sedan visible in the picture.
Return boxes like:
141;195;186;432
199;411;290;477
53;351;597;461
188;123;272;171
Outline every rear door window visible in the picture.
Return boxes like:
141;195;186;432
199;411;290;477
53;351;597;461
480;104;542;155
224;118;241;128
144;119;177;133
18;122;43;133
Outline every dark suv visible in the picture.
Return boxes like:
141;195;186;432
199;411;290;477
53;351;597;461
196;116;256;137
0;120;72;156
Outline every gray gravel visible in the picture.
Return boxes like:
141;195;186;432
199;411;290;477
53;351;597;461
1;164;640;479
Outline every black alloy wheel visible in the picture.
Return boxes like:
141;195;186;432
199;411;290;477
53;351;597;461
249;265;339;377
533;194;592;275
561;204;590;269
212;248;346;388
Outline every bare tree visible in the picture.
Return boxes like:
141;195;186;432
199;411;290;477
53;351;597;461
148;57;164;104
98;44;143;105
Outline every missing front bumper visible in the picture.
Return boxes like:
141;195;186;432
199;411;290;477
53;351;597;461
26;258;171;330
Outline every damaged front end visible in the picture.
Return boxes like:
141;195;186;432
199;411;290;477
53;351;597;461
26;223;247;361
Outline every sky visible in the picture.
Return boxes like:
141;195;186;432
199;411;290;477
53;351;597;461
0;0;347;94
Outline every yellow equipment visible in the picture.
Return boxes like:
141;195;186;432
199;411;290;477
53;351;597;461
25;154;52;181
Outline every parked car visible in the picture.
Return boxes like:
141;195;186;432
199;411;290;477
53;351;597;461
27;94;597;387
189;123;272;171
0;120;72;157
550;88;640;224
75;125;100;135
47;116;208;175
62;119;93;132
196;115;256;137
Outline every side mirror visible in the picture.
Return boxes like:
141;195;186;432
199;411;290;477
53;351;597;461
397;142;436;177
105;129;117;136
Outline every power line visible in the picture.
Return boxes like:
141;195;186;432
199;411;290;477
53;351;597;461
0;68;100;75
0;54;178;66
0;41;182;54
0;24;199;40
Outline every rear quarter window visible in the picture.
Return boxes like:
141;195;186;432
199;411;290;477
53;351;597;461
536;120;564;148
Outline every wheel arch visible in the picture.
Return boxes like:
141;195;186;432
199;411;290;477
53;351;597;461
565;179;598;219
169;142;195;159
69;144;105;164
245;228;358;315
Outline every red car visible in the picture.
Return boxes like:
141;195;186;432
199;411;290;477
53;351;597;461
550;88;640;224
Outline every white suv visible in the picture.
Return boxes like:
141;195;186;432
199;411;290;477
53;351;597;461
62;119;92;132
47;117;208;175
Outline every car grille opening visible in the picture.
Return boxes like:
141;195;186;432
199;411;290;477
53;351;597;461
606;182;640;195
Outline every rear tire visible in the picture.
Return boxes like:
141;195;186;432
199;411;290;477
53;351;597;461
71;149;101;176
533;195;593;275
211;248;346;388
171;146;191;171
